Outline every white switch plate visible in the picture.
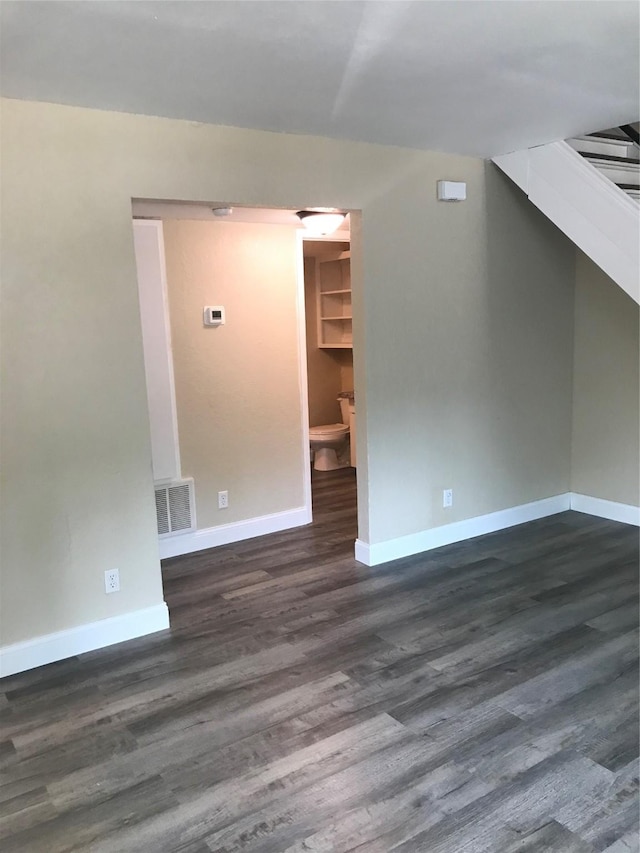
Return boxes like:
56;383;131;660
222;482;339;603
443;489;453;508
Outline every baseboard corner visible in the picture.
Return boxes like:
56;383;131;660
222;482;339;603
570;493;640;526
354;538;371;566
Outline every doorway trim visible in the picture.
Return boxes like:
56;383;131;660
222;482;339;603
295;229;314;522
133;219;182;483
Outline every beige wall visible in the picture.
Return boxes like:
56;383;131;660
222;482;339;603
337;352;354;394
365;164;575;542
162;219;304;529
571;252;640;506
1;97;575;649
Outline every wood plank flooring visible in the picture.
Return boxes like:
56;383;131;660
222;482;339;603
1;468;638;852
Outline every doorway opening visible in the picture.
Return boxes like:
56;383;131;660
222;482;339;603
131;200;361;561
300;234;357;525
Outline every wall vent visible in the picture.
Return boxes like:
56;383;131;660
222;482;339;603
154;479;196;538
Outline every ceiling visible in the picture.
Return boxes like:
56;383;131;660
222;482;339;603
132;200;350;234
1;1;638;158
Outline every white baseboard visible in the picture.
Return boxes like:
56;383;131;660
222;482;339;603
355;494;572;566
570;493;640;526
0;603;170;679
354;491;640;567
159;506;312;559
5;491;635;678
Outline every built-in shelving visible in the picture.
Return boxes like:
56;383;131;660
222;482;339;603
316;251;352;348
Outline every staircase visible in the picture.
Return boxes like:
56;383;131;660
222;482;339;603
566;127;640;202
492;124;640;305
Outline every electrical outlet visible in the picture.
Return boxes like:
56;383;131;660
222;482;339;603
104;569;120;594
443;488;453;509
218;490;229;509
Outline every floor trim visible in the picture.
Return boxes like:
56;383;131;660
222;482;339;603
570;493;640;526
159;506;312;559
355;494;572;566
355;492;640;566
8;492;635;677
0;603;170;679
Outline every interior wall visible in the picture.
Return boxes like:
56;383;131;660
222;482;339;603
303;256;343;426
337;352;354;393
571;251;640;507
1;97;576;650
365;164;575;543
162;219;304;529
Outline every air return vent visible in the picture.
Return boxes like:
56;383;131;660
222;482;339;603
154;479;195;538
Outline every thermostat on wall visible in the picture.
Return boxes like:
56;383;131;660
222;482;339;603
203;306;225;326
437;181;467;201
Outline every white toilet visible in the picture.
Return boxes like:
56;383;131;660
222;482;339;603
309;397;353;471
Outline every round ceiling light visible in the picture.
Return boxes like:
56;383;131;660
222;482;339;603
296;210;346;236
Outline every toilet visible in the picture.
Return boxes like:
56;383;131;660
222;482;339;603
309;396;353;471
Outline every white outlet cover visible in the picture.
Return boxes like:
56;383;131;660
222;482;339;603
104;569;120;593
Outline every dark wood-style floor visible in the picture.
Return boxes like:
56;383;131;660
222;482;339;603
1;468;639;852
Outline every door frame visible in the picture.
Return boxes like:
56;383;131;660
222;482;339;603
132;219;182;483
134;211;354;552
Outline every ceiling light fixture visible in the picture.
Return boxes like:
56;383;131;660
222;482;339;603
296;210;346;236
212;207;233;217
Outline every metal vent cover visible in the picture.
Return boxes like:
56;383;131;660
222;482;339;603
154;479;195;538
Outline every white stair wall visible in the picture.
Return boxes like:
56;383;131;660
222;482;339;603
493;141;639;305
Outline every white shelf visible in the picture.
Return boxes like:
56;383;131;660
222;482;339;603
316;251;352;348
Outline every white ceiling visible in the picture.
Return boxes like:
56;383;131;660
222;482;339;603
1;1;638;158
